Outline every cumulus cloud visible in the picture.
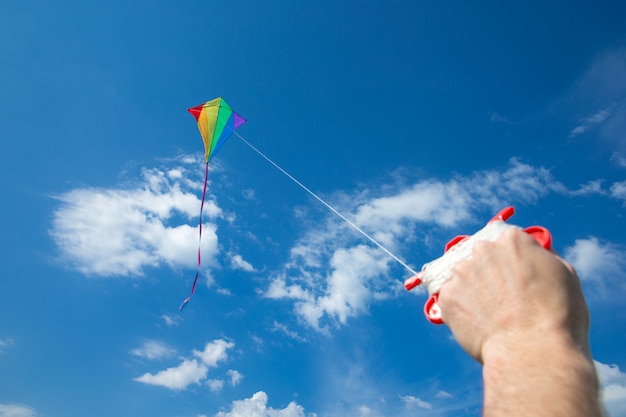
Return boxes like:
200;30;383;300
134;339;234;390
0;405;37;417
130;340;176;360
563;237;626;297
215;391;305;417
595;360;626;417
193;340;234;367
134;358;208;390
267;244;390;330
50;156;222;277
266;159;563;329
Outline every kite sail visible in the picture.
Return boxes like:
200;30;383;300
179;97;246;310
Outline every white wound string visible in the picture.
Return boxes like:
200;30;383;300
419;221;514;295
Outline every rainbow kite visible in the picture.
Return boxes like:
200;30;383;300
179;97;246;310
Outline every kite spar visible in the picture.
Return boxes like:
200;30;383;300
181;97;417;310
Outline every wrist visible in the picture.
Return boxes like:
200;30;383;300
482;332;600;417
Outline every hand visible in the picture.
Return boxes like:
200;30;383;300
437;226;600;416
438;226;590;362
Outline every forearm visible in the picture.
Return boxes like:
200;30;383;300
482;335;601;417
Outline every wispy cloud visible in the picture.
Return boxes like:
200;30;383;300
570;179;607;196
130;340;176;360
230;253;256;272
611;180;626;202
160;314;182;327
0;404;37;417
0;338;14;354
271;321;307;343
567;179;626;201
134;339;234;390
400;395;432;410
206;378;224;392
227;369;244;386
205;370;243;393
564;45;626;161
568;108;611;139
489;112;515;124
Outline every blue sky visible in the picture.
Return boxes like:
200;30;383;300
2;1;626;416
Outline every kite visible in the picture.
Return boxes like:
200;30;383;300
179;97;246;310
178;97;417;311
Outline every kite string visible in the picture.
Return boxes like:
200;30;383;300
233;131;419;276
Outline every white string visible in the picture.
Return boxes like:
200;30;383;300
233;131;419;276
420;221;513;295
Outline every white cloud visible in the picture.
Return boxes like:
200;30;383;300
271;321;307;343
611;180;626;202
399;395;432;410
230;254;256;272
595;360;626;417
50;156;222;277
134;358;208;390
227;369;244;386
160;314;182;327
193;340;234;367
569;108;611;139
0;404;37;417
352;158;559;235
571;179;607;196
566;179;626;201
134;338;234;391
610;152;626;167
207;378;225;392
267;244;390;330
435;390;454;399
563;237;626;297
130;340;176;360
241;188;256;200
564;46;626;158
215;391;305;417
316;245;388;325
267;159;563;329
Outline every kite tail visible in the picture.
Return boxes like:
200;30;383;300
179;161;210;311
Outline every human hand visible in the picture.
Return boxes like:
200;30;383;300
434;225;600;416
437;226;590;364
